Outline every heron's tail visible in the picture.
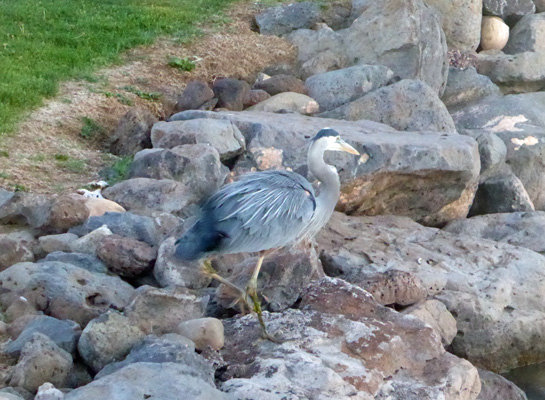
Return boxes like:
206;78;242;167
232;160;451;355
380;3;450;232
173;220;223;261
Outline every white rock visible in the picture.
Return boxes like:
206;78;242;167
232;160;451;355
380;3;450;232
177;318;224;350
481;16;510;51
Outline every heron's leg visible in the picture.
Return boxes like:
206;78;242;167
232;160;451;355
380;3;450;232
201;259;248;313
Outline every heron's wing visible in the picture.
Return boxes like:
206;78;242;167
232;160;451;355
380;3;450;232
203;170;316;254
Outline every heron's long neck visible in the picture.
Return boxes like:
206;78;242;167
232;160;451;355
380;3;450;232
307;141;340;233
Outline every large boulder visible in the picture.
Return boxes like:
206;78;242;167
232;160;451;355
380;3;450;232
0;261;134;326
317;212;545;372
305;65;394;112
150;119;245;161
96;234;156;278
444;211;545;255
64;362;227;400
343;0;448;95
109;108;156;156
219;278;480;399
476;51;545;93
452;92;545;209
319;79;456;132
423;0;482;51
482;0;535;23
477;369;528;400
255;2;322;36
169;110;479;226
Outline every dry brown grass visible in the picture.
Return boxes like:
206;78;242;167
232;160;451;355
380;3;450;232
0;1;296;194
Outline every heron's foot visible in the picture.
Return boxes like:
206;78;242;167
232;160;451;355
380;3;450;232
201;260;250;314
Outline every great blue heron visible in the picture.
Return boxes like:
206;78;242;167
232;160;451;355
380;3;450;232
174;128;359;338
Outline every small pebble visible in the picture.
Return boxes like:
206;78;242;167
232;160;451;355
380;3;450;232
176;318;224;351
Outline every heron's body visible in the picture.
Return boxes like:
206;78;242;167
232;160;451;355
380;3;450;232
173;128;359;339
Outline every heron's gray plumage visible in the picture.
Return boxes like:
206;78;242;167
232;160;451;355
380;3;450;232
175;128;358;261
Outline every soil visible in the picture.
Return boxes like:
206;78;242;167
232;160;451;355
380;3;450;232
0;0;296;194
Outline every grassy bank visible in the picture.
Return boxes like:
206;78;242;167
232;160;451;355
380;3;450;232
0;0;237;135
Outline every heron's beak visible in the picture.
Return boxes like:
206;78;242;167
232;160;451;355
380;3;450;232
337;138;360;155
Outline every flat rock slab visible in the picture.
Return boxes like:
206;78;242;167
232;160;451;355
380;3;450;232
317;212;545;372
169;110;479;226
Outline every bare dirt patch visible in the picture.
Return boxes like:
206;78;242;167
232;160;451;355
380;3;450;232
0;1;296;194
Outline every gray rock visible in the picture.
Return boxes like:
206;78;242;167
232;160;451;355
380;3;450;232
476;51;545;93
305;65;395;112
95;334;208;379
505;13;545;54
169;110;480;227
5;316;81;358
69;212;158;246
403;299;457;346
64;362;227;400
212;78;251;111
286;28;348;80
253;74;306;96
0;192;52;230
503;363;545;399
0;237;34;271
0;261;134;326
38;252;108;274
38;233;78;254
245;89;270;107
317;212;545;372
0;390;25;400
153;237;211;289
69;225;112;255
176;318;224;351
220;278;480;399
109;108;156;156
444;211;545;254
477;369;528;400
34;383;65;400
536;0;545;12
469;172;535;216
77;311;145;373
441;67;502;110
320;79;456;133
483;0;535;23
343;0;448;95
423;0;482;51
96;235;156;278
124;285;207;334
150;119;245;161
256;2;321;36
458;129;507;182
103;178;216;218
246;92;319;115
175;81;214;112
10;333;72;393
452;92;545;209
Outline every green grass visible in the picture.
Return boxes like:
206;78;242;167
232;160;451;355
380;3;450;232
100;155;133;184
0;0;238;136
80;116;105;139
168;56;196;71
54;154;87;173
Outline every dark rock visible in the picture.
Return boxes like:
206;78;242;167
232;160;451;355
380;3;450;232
505;13;545;54
253;74;306;96
96;235;156;278
124;285;208;334
109;108;156;156
441;67;502;110
305;64;394;112
77;311;145;373
63;362;228;400
175;81;214;112
320;79;456;132
212;78;251;111
5;315;81;358
244;89;270;107
255;2;321;36
483;0;535;23
458;129;507;182
95;334;207;379
10;333;72;393
0;261;134;327
0;192;52;230
444;211;545;255
69;212;158;247
150;119;245;161
469;172;535;216
38;252;108;274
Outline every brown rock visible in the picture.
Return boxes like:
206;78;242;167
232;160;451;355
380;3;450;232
244;89;271;107
48;195;90;233
253;74;307;96
212;78;251;111
0;237;34;271
96;234;156;278
109;108;157;156
175;81;215;112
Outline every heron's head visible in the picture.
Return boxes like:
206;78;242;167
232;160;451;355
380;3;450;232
312;128;360;155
